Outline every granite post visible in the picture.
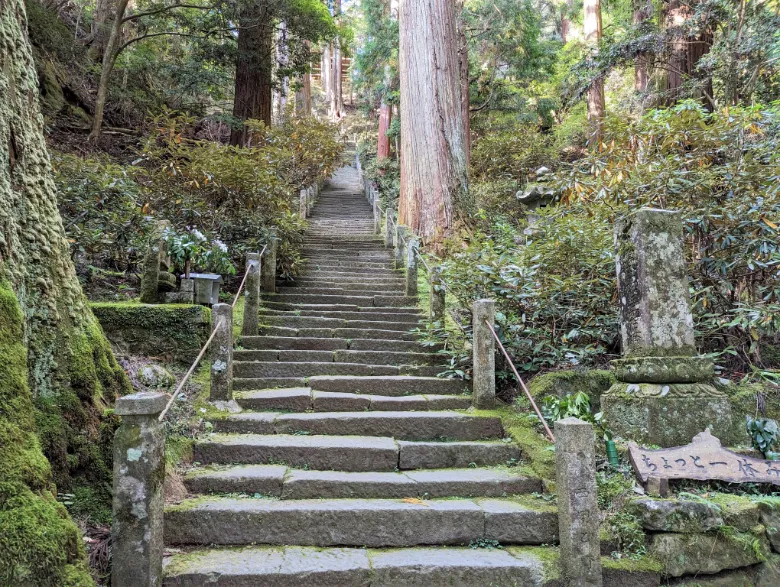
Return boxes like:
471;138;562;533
299;189;308;219
601;208;733;446
555;418;603;587
405;238;419;297
241;252;261;336
394;225;407;270
112;392;167;587
384;209;394;248
472;299;496;409
261;228;278;293
139;221;168;304
210;303;233;401
430;266;446;322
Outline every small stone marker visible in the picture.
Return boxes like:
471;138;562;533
210;303;233;401
241;252;261;336
601;208;734;446
112;392;167;587
555;417;602;587
472;299;496;409
405;238;419;297
629;429;780;495
261;229;278;293
430;266;445;322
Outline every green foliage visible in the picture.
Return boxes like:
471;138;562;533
606;511;648;559
746;416;779;457
163;227;235;277
470;127;554;183
541;392;612;440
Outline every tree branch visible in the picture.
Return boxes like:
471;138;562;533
122;3;213;23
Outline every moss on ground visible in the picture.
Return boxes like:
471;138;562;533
0;281;93;585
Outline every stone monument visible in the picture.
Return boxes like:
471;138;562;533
601;208;735;447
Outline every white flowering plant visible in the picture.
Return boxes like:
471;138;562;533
163;228;236;278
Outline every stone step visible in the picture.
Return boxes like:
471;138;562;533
280;281;407;292
259;309;422;323
257;326;419;341
277;287;406;298
261;302;419;314
163;546;549;587
235;389;471;412
213;411;503;440
301;250;393;259
234;361;443;378
234;349;442;367
260;315;417;332
184;465;541;498
239;336;436;353
263;293;416;307
303;259;393;269
308;375;470;396
194;435;521;471
234;377;306;390
164;497;558;547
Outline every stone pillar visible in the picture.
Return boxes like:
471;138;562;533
299;189;308;219
555;418;603;587
210;303;233;401
430;266;446;322
384;209;394;248
394;225;406;270
472;299;496;409
241;252;261;336
261;229;277;293
373;199;381;234
601;208;733;446
112;392;167;587
405;238;419;297
139;222;168;304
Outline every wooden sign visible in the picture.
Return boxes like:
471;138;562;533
628;430;780;490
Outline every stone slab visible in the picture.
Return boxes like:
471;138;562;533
281;470;417;499
480;498;559;544
312;391;372;412
405;468;542;498
308;375;470;396
184;465;287;496
629;497;723;533
235;389;312;412
399;440;522;470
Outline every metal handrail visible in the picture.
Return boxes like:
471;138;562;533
159;318;225;421
484;320;555;443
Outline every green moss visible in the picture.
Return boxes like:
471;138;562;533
601;554;662;573
166;434;195;471
507;546;561;580
527;369;616;409
0;282;93;585
500;408;557;483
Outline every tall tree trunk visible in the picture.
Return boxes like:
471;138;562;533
664;0;714;109
296;72;312;117
457;2;470;165
377;91;392;160
633;0;653;91
322;42;333;115
584;0;605;140
231;1;274;146
398;0;469;247
330;0;343;119
89;0;132;142
1;2;130;581
275;20;290;123
92;0;115;60
561;0;574;42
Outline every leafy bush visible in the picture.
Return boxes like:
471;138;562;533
470;125;555;183
745;416;779;457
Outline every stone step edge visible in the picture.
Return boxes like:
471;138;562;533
234;388;470;411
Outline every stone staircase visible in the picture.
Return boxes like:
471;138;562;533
163;166;558;585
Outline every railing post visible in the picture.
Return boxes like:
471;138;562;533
307;186;315;215
241;252;261;336
384;209;393;248
472;299;496;409
112;392;167;587
405;238;419;297
261;228;277;293
555;418;603;587
430;266;446;322
299;189;308;219
210;303;233;401
394;225;406;270
373;199;381;235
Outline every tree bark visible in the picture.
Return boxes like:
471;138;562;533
330;0;343;119
664;0;714;108
398;0;469;247
377;95;392;160
275;20;290;123
457;1;470;165
584;0;605;140
296;71;312;116
322;42;333;115
231;1;274;145
92;0;116;60
633;0;653;91
1;0;130;520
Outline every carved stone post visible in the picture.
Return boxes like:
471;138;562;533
556;418;603;587
405;238;419;297
430;266;446;322
384;209;394;248
394;225;406;270
373;198;381;234
210;303;233;401
241;252;261;336
139;221;168;304
261;228;278;293
472;299;496;409
601;208;733;446
112;392;166;587
299;189;308;219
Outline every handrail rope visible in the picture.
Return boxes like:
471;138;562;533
484;319;556;443
231;244;268;309
159;317;226;422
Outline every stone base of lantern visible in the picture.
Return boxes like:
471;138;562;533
601;383;739;447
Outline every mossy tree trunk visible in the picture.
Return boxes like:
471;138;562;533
0;2;131;576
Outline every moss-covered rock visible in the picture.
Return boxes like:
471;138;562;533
0;282;93;586
629;497;723;533
667;552;780;586
756;498;780;553
527;369;616;409
91;302;211;364
650;527;770;577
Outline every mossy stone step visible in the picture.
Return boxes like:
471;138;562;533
259;310;422;322
164;497;558;547
163;545;551;587
308;375;470;396
183;465;541;499
233;349;442;367
257;326;419;341
259;315;419;331
213;410;503;440
263;293;416;307
233;361;443;378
